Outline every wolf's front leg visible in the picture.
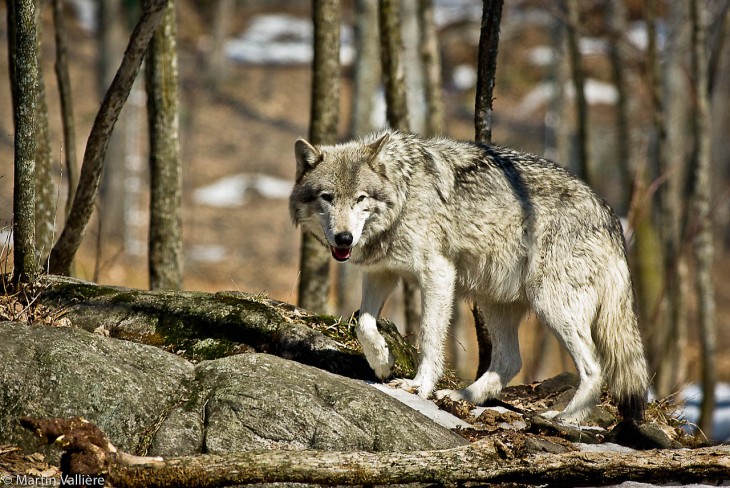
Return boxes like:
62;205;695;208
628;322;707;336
392;256;456;399
357;271;398;380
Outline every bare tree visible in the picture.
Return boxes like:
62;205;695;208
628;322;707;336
96;0;129;245
297;0;341;312
379;0;409;133
419;0;445;137
338;0;380;315
655;0;691;399
379;0;420;336
8;0;40;284
206;0;234;85
564;0;591;183
51;0;78;219
604;0;633;204
689;0;716;437
474;0;503;144
472;0;503;376
146;0;183;291
48;0;170;275
31;0;56;261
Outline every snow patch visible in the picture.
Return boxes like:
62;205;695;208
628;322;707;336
369;383;471;430
194;174;292;208
517;79;618;115
225;14;354;65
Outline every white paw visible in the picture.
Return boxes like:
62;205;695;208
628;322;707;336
388;377;421;394
360;334;394;380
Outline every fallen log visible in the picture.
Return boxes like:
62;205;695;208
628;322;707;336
20;417;730;487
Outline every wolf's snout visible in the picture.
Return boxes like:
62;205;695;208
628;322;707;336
330;232;354;262
334;232;354;247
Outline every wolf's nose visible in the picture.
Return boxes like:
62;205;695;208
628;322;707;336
334;232;353;247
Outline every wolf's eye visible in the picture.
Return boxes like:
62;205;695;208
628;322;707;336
319;192;334;203
357;194;367;204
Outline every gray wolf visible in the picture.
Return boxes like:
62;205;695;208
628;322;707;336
289;129;649;424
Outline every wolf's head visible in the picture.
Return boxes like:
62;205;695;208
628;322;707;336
289;132;400;263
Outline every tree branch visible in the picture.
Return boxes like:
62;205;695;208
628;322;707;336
21;417;730;487
48;0;169;276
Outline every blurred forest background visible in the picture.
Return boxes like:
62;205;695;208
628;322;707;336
1;0;729;437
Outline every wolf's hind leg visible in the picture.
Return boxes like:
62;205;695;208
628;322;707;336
533;290;602;424
357;271;399;380
437;302;525;404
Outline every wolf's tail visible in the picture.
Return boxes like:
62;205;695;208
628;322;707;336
593;259;649;423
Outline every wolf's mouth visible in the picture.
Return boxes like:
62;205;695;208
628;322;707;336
330;246;352;262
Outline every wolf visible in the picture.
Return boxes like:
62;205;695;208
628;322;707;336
289;129;649;424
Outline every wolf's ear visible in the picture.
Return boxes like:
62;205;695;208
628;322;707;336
295;138;321;182
366;133;390;177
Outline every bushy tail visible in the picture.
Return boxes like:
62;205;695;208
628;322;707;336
593;262;649;423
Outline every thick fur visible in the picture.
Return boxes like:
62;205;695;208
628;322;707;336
289;130;649;424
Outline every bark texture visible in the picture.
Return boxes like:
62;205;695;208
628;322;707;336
146;0;183;291
378;0;421;335
52;0;78;219
689;0;717;437
565;0;591;183
10;0;40;283
20;418;730;488
297;0;341;313
472;0;504;376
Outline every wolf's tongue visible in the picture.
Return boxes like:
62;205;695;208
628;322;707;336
331;246;352;261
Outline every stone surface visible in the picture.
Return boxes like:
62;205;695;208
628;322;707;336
0;322;466;460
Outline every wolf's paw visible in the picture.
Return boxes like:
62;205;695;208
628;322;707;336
435;388;474;403
388;378;421;395
360;335;394;380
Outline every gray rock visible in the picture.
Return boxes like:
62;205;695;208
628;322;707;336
0;322;466;460
155;353;467;454
0;322;194;456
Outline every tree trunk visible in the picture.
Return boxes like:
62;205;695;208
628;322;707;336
48;0;169;276
689;0;717;438
206;0;234;85
350;0;380;137
655;0;691;399
32;0;56;262
472;0;503;377
21;418;730;488
378;0;420;336
474;0;502;144
97;0;129;245
379;0;409;133
338;0;379;315
146;0;183;291
604;0;633;208
9;0;40;284
297;0;341;313
419;0;445;136
564;0;591;183
51;0;78;220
